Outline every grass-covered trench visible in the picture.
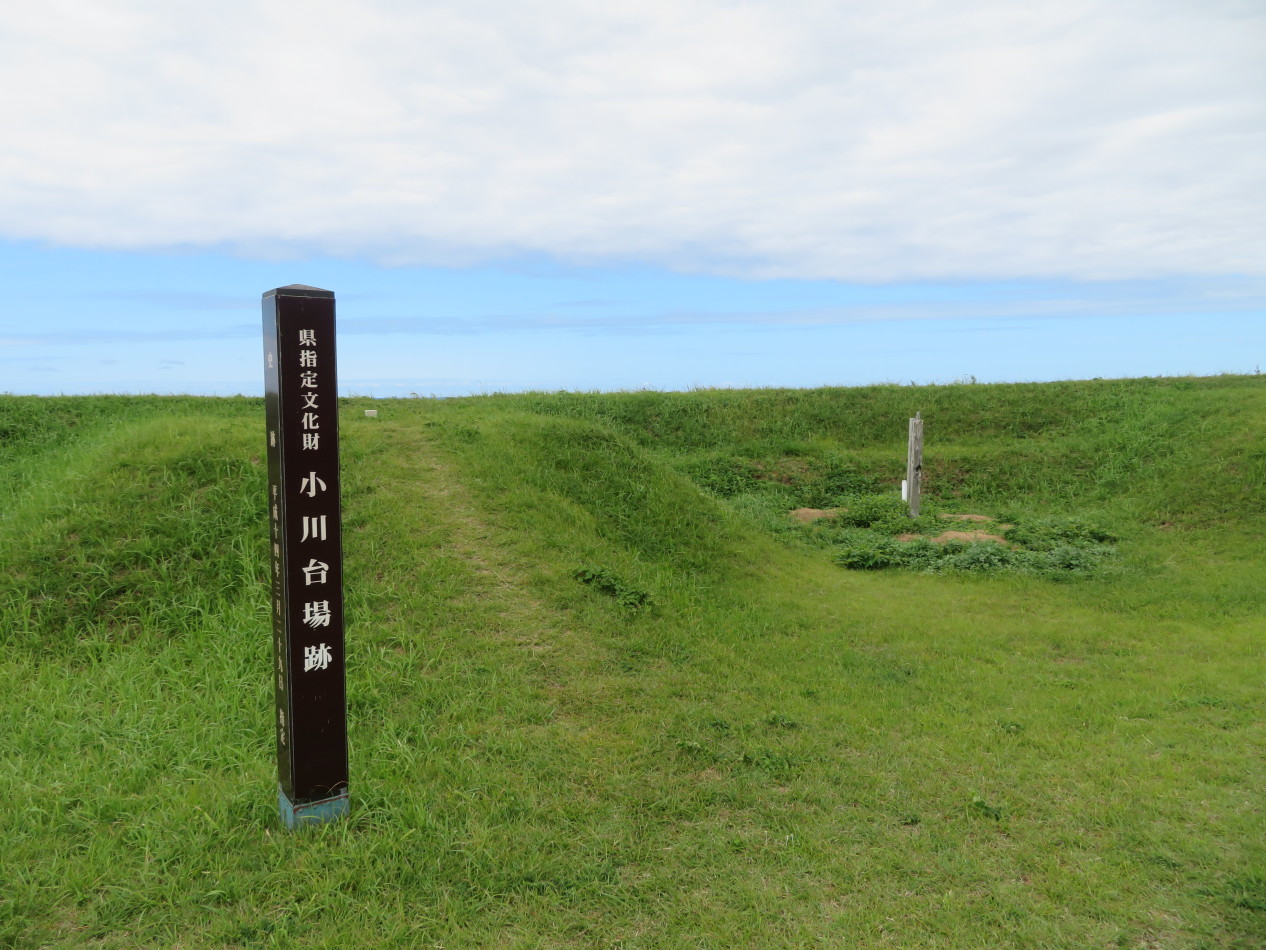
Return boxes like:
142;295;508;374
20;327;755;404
1;377;1263;948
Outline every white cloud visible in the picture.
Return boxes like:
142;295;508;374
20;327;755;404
0;0;1262;279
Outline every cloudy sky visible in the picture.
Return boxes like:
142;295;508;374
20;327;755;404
2;0;1263;396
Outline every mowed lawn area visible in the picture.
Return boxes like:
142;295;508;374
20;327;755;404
2;376;1263;948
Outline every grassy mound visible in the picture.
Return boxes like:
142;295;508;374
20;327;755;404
3;415;267;656
1;378;1263;949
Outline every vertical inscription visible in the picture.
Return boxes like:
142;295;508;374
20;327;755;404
263;285;348;826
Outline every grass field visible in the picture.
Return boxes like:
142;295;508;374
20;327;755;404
1;376;1263;948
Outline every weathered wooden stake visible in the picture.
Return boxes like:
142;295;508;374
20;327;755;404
263;285;349;829
907;411;923;518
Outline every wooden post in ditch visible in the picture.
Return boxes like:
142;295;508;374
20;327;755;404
907;411;923;518
263;285;349;829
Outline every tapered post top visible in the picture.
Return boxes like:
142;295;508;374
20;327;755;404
264;285;335;299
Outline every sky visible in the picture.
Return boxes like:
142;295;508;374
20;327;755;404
1;0;1263;397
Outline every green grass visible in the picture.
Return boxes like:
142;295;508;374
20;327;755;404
1;376;1264;948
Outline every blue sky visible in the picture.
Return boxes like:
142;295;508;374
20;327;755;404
1;1;1263;397
3;242;1263;396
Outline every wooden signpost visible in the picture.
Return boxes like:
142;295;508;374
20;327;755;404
907;411;923;518
262;285;349;829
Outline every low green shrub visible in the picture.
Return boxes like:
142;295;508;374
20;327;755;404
834;538;906;570
797;464;883;508
1004;517;1118;550
818;464;881;498
573;565;654;609
678;456;757;497
828;518;1119;579
833;494;905;528
939;541;1016;572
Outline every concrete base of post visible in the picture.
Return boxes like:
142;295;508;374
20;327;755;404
279;786;349;830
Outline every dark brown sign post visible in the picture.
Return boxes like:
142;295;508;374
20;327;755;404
263;285;349;829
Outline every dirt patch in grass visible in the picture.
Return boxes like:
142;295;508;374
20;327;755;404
937;529;1010;545
896;529;1012;546
938;513;1014;530
790;508;837;523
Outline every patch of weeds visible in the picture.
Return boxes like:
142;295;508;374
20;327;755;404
797;464;882;508
678;455;758;497
811;492;945;537
675;739;719;763
891;536;944;570
833;493;912;532
449;423;483;443
763;713;801;730
940;541;1016;572
751;455;814;488
824;505;1120;580
969;797;1004;821
739;749;801;778
573;565;653;610
1004;517;1118;550
819;463;882;496
834;537;906;570
673;726;805;778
